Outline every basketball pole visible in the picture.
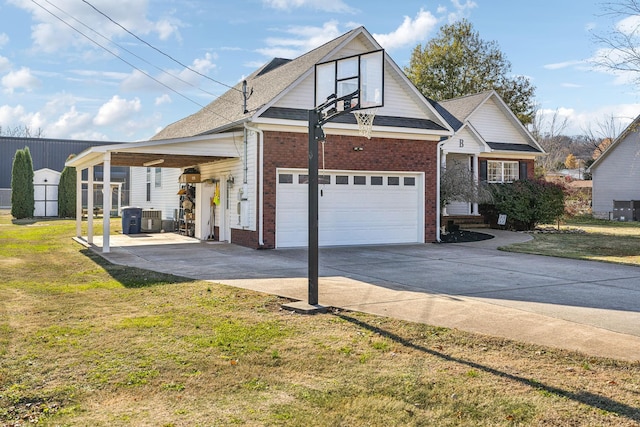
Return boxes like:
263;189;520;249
306;92;357;307
308;109;323;306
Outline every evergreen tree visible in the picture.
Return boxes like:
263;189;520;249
404;19;536;125
58;156;77;218
11;147;35;219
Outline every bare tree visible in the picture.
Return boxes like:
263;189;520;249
0;125;45;138
581;113;626;158
530;107;570;173
441;160;493;207
591;0;640;82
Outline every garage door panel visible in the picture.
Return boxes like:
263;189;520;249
276;170;423;248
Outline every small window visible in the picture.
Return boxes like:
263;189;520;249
146;167;151;202
298;174;330;184
279;174;293;184
371;176;383;186
155;167;162;188
336;175;349;185
404;177;415;186
388;177;400;186
354;176;366;185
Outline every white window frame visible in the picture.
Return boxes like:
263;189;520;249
487;160;519;183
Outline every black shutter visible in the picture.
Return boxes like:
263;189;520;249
519;161;528;180
479;159;488;182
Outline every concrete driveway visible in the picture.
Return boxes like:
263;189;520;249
86;229;640;362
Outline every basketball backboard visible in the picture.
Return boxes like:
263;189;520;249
314;49;384;114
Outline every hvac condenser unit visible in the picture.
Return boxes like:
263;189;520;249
141;209;162;232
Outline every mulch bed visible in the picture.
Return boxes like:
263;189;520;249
439;230;495;243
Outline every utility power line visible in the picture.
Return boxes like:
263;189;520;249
80;0;241;92
30;0;239;126
41;0;235;104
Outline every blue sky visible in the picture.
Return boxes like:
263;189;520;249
1;0;639;142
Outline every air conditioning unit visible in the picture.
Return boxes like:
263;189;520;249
141;209;162;232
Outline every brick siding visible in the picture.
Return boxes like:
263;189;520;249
231;130;439;249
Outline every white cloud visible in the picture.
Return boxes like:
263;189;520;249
615;15;640;36
2;67;41;94
155;94;172;106
588;47;640;86
177;52;217;84
537;104;640;136
373;9;439;51
7;0;182;53
0;56;10;73
119;52;219;93
446;0;478;23
0;33;8;48
544;60;585;70
47;106;93;138
0;104;28;125
257;21;342;58
262;0;356;13
93;95;141;126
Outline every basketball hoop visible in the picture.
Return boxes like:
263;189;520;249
353;108;378;139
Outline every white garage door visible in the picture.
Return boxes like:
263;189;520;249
276;169;424;248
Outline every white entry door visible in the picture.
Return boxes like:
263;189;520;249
276;169;424;248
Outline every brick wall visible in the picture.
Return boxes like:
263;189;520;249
244;130;439;249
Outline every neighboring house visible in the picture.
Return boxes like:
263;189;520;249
589;115;640;220
68;26;455;251
433;91;545;217
0;136;130;212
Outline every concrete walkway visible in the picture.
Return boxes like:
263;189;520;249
84;229;640;362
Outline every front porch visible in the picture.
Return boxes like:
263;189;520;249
441;214;489;232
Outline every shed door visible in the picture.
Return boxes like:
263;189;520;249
276;169;424;248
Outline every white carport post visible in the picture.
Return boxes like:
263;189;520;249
87;166;94;244
76;167;82;238
102;153;111;253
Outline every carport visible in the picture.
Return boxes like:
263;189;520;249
65;133;242;253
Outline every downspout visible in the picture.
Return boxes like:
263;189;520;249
244;123;264;247
436;139;446;243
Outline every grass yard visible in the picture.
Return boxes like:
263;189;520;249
500;216;640;266
1;211;639;426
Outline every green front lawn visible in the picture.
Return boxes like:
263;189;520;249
1;211;639;426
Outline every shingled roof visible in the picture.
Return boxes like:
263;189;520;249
152;28;362;141
434;90;544;154
432;90;494;132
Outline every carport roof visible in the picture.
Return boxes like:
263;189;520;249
65;132;242;169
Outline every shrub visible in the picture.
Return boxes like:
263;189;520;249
58;161;77;218
11;147;35;219
482;179;565;230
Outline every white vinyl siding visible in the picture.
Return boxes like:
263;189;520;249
272;38;444;125
441;127;484;154
470;98;529;145
197;130;258;232
130;167;181;219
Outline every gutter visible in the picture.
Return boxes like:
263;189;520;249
436;139;447;243
243;123;264;247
